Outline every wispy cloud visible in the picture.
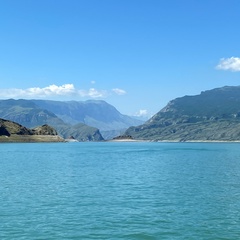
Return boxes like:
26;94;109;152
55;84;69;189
80;88;108;98
112;88;127;95
0;84;126;99
135;109;148;117
216;57;240;72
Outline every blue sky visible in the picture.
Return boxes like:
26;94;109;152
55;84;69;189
1;0;240;117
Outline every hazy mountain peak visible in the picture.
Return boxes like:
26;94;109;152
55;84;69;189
0;99;143;140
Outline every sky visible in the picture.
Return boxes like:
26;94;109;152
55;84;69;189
1;0;240;118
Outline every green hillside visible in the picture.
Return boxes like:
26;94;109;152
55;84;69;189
125;86;240;141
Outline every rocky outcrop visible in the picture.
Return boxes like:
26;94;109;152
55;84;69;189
0;118;32;135
112;135;133;140
0;118;64;142
0;125;10;137
32;124;58;135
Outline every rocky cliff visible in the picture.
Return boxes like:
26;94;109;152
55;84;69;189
125;86;240;141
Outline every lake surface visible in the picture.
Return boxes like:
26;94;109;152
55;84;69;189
1;142;240;239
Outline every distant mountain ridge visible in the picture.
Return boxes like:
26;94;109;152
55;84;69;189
32;99;144;139
0;99;143;141
0;99;103;141
0;99;64;128
125;86;240;141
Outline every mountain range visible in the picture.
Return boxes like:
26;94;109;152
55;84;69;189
0;99;143;141
32;100;143;139
125;86;240;141
3;86;240;142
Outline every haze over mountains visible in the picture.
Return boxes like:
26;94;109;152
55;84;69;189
2;86;240;142
32;100;144;139
126;86;240;141
0;99;143;141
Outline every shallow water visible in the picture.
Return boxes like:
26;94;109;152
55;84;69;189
1;142;240;239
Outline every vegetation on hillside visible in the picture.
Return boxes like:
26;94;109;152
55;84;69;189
126;86;240;141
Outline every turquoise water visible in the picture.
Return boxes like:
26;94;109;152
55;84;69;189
1;142;240;239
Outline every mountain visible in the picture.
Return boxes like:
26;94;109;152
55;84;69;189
0;99;64;127
0;99;103;141
32;100;144;139
125;86;240;141
0;118;64;142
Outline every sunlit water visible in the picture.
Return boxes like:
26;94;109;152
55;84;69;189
1;142;240;239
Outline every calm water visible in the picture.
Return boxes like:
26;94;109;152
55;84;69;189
1;142;240;239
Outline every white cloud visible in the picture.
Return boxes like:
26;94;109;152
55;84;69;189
0;84;124;99
0;84;75;98
88;88;107;98
112;88;127;95
135;109;148;117
29;84;75;96
216;57;240;72
91;81;96;84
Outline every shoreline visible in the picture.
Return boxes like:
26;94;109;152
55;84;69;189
0;135;65;143
108;139;240;143
108;139;147;142
1;136;240;143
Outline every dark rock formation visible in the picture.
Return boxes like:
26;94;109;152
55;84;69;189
0;118;32;135
32;124;58;135
0;125;10;136
113;135;133;140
